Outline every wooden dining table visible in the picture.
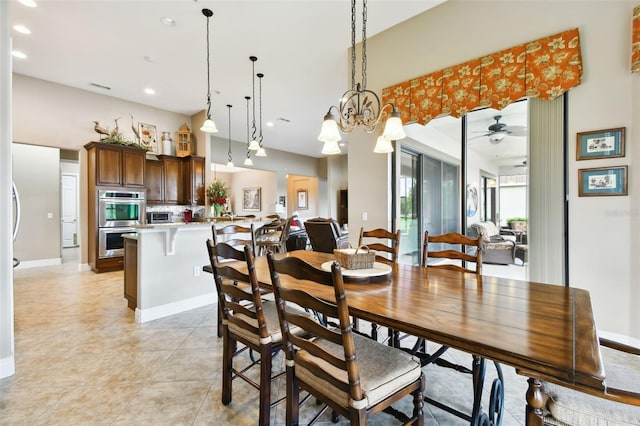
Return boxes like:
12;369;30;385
207;249;605;426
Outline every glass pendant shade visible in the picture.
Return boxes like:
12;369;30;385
381;110;406;141
321;140;341;155
200;118;218;133
243;156;254;166
226;160;234;168
318;112;342;143
248;139;260;150
255;147;267;157
373;135;394;153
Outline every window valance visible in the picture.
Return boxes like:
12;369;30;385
382;28;582;126
633;6;640;73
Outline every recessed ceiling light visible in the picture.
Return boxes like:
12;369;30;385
266;121;274;127
144;88;156;95
13;25;31;34
144;56;155;63
18;0;37;7
160;17;176;27
12;51;27;59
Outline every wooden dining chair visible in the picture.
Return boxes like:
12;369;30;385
266;252;425;425
358;227;401;265
205;241;294;426
255;216;292;256
212;223;256;255
422;230;482;274
357;227;401;342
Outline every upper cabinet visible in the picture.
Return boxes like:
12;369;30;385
183;156;205;205
85;142;146;187
145;155;205;206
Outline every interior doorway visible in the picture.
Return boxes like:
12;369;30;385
61;173;79;248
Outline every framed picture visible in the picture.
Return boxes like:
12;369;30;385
139;123;158;153
576;127;625;160
242;187;261;211
578;166;628;197
296;189;308;210
279;195;286;207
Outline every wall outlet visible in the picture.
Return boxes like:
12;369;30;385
193;266;200;277
362;212;368;221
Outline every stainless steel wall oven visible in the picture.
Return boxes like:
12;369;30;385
98;189;145;258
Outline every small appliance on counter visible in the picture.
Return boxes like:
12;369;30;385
183;209;192;223
146;211;173;224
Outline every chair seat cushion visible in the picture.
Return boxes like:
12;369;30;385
543;346;640;425
295;332;422;409
229;300;306;346
256;231;282;243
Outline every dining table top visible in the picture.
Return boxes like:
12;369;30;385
211;249;605;396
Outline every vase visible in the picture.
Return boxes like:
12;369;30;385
213;203;223;217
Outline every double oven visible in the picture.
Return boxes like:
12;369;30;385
98;189;145;258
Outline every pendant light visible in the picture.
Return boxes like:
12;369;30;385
226;104;234;168
248;56;260;151
199;8;218;133
243;96;254;166
317;0;405;153
255;72;267;157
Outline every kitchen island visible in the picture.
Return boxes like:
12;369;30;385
123;220;262;323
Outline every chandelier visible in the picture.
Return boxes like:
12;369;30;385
200;8;218;134
317;0;405;154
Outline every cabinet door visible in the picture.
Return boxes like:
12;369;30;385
96;147;122;186
183;156;205;205
163;157;182;204
145;160;164;204
122;150;146;187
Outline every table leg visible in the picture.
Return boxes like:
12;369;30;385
525;378;545;426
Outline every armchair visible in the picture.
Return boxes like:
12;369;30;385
303;217;349;253
467;221;516;265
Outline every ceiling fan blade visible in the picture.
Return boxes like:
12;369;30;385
468;134;489;141
505;125;527;137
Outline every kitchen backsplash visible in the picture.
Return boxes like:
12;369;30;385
146;205;207;222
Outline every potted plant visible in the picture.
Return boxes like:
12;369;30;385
206;180;229;217
506;217;527;231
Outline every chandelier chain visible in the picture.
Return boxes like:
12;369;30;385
350;0;356;90
362;0;367;89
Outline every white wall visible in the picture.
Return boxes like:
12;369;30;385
12;144;61;264
358;0;639;338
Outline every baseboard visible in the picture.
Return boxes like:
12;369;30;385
135;293;216;323
78;263;92;271
14;258;61;269
0;354;15;378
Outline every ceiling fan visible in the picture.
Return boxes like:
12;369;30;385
471;115;527;144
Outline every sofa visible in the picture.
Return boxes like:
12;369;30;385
467;221;517;265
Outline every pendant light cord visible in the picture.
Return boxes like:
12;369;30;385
258;73;264;145
250;56;258;142
227;104;232;163
349;0;368;90
245;96;251;158
204;10;213;118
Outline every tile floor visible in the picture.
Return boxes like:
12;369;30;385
2;249;530;425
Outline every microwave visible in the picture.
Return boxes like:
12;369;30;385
147;211;173;224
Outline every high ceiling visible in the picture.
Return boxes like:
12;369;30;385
9;0;445;158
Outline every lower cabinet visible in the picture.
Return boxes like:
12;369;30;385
123;237;137;310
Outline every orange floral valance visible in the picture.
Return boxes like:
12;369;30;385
633;6;640;73
382;28;582;125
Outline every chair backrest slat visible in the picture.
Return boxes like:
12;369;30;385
212;224;255;255
422;231;482;275
358;228;401;265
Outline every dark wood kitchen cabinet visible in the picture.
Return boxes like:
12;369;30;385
144;159;164;204
145;155;205;206
85;142;146;187
182;156;205;205
123;236;138;310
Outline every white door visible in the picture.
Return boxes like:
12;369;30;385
62;173;78;247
